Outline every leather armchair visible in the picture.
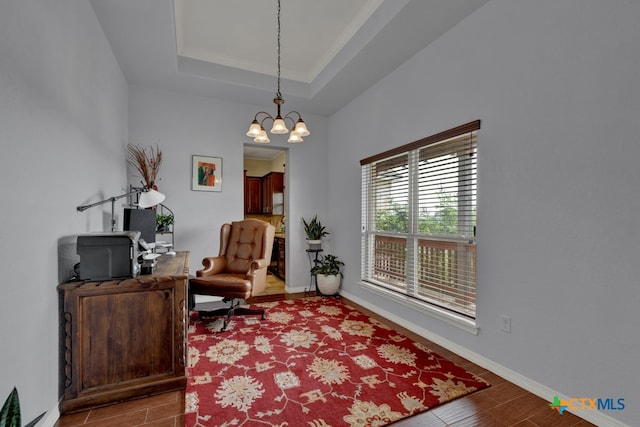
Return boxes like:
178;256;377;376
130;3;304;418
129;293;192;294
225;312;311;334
189;219;275;331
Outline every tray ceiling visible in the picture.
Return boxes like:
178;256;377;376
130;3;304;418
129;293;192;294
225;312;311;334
90;0;489;115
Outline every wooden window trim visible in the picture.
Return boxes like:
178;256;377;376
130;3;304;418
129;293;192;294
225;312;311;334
360;120;481;166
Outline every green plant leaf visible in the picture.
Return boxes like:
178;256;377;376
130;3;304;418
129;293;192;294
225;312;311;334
24;412;46;427
0;387;21;427
302;215;329;240
310;254;344;276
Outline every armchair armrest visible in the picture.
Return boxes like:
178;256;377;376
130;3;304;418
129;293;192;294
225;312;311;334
249;258;270;273
197;256;227;277
246;258;270;281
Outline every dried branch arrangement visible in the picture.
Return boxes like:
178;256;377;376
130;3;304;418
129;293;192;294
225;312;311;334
127;143;163;188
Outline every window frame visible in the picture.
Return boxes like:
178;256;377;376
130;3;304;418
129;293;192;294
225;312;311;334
360;121;480;334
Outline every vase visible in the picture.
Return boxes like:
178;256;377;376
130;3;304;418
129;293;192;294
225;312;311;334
316;274;340;295
307;239;322;250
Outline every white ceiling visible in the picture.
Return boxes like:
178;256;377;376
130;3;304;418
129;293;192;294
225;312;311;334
175;0;382;85
89;0;489;117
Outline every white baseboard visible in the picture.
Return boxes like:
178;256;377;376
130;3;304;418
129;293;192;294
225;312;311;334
36;401;60;427
340;290;630;427
285;285;308;294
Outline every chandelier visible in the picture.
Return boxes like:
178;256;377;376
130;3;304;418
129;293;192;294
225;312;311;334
246;0;310;143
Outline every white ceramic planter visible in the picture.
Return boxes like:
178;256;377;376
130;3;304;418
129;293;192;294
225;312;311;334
316;274;340;295
307;239;322;250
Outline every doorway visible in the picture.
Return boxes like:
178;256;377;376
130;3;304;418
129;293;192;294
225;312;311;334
243;145;287;296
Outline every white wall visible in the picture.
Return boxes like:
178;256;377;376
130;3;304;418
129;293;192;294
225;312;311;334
328;0;640;425
0;0;128;422
128;85;329;290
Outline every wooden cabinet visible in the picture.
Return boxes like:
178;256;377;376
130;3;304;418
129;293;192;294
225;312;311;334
244;171;284;215
58;252;190;414
270;236;285;279
275;237;285;279
262;172;284;214
244;172;262;214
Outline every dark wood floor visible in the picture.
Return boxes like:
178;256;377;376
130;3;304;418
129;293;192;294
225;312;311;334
56;292;594;427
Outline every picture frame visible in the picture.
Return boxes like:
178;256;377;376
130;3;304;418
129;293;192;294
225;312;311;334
192;155;222;192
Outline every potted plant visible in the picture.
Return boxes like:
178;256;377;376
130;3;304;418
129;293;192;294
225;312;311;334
156;213;174;232
127;143;163;190
310;254;344;296
302;215;329;249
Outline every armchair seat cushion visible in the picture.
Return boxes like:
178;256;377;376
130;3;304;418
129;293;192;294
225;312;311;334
190;274;252;300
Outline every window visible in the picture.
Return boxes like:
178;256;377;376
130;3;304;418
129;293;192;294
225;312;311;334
361;121;479;327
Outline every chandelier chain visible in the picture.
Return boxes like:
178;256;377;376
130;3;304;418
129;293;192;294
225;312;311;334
245;0;308;142
276;0;282;99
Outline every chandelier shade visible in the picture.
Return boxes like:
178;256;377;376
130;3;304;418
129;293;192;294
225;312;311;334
287;132;303;143
271;117;288;134
293;119;310;136
246;0;309;143
246;120;262;138
254;128;271;143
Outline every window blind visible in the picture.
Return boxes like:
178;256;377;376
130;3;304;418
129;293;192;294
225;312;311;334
361;121;479;319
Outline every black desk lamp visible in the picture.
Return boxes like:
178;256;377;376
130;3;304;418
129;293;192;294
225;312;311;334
77;187;165;231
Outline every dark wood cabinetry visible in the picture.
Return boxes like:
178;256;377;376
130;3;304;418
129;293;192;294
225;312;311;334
244;171;284;215
262;172;284;214
244;171;263;214
58;252;189;414
272;236;285;279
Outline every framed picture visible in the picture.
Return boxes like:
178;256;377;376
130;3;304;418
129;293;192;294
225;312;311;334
192;155;222;192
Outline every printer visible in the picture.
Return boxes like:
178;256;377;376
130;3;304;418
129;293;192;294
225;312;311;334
76;231;141;280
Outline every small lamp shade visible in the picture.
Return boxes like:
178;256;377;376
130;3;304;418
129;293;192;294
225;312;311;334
293;119;310;137
287;132;303;143
270;117;288;134
138;189;165;208
246;120;262;138
254;128;271;143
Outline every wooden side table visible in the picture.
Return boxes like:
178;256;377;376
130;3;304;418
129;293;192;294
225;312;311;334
58;251;189;414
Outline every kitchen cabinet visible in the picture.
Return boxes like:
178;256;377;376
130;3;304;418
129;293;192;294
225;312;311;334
244;171;263;214
273;236;285;279
262;172;284;214
243;171;284;215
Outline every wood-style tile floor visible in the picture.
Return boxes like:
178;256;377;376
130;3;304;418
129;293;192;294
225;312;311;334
55;390;183;426
56;293;595;427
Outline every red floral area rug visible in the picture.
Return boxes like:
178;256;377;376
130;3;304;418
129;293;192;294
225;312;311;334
185;297;489;426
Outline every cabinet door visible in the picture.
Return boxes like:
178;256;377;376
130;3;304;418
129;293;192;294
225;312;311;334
262;172;284;214
262;174;273;214
271;172;284;192
271;172;284;215
245;176;262;214
80;289;174;387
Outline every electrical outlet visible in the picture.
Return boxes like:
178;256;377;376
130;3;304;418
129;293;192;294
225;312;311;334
500;315;511;333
